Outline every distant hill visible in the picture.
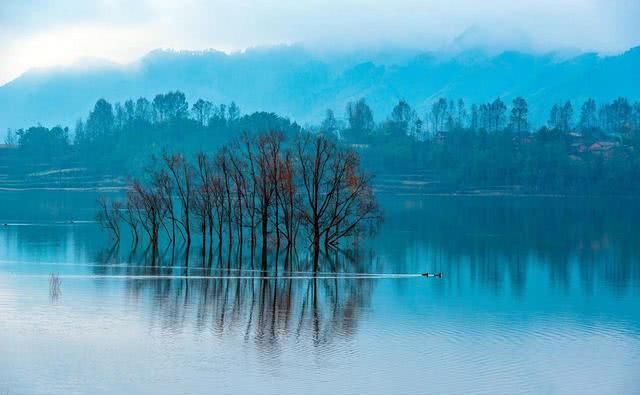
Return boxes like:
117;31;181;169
1;45;639;136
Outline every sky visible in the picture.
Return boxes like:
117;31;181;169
1;0;639;85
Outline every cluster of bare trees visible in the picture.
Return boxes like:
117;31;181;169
98;131;381;272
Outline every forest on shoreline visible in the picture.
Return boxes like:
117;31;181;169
3;91;640;194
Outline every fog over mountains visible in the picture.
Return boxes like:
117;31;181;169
1;44;639;135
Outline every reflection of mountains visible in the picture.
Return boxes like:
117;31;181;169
91;252;375;346
379;196;640;294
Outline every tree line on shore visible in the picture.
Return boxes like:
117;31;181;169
328;95;639;193
4;91;640;193
97;130;381;272
327;96;640;141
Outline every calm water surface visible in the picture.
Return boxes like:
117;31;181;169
1;190;639;394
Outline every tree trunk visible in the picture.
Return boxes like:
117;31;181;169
250;218;256;266
184;209;191;250
201;218;206;257
312;223;320;273
171;216;176;244
208;212;214;258
261;207;268;271
237;192;244;256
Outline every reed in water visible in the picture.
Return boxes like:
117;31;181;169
49;273;62;301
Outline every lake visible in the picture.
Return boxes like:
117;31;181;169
1;189;639;394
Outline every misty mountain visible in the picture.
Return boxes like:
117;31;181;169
1;45;639;134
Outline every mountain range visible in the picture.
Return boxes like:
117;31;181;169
1;45;639;136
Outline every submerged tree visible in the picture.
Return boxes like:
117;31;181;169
163;153;195;248
97;196;122;242
98;130;381;273
295;133;381;271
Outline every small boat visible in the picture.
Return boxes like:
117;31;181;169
421;272;443;278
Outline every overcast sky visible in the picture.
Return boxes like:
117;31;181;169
1;0;639;85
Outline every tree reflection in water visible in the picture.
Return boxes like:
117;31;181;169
375;195;640;296
92;246;376;346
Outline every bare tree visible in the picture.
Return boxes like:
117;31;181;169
216;149;235;261
130;180;167;250
278;150;300;268
164;153;194;248
240;133;260;263
191;174;210;257
265;132;285;267
196;152;215;254
210;174;227;260
295;133;381;272
97;130;381;273
153;169;180;243
227;145;250;261
323;152;380;248
120;193;140;247
97;196;121;242
251;133;278;270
